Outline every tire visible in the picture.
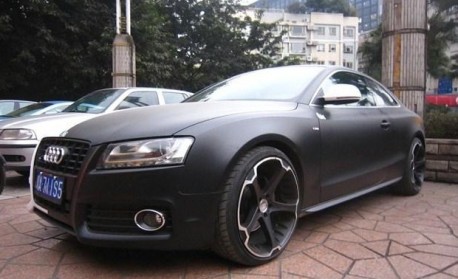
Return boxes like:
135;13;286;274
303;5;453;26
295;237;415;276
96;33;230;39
213;146;300;265
393;138;425;196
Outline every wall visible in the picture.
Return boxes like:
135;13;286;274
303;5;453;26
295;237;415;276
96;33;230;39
425;138;458;183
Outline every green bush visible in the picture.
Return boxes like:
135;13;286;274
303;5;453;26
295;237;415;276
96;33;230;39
424;105;458;139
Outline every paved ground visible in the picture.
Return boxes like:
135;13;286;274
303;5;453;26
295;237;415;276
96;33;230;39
0;172;457;279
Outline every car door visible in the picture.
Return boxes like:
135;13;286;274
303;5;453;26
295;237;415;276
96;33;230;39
312;71;392;201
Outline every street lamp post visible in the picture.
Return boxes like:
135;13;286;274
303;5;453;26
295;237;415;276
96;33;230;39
112;0;136;87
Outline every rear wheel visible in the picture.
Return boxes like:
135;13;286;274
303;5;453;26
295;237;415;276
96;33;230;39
213;147;300;265
394;138;425;196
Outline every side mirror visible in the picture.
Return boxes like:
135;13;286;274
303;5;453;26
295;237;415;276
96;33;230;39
316;84;362;105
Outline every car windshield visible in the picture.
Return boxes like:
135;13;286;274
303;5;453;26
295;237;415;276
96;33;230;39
6;103;53;117
185;66;324;102
63;89;124;113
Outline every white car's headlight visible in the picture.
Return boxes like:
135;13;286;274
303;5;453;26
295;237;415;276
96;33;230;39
98;137;194;169
0;129;36;140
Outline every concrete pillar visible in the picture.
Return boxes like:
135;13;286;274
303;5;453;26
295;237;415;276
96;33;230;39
381;0;427;116
112;0;135;88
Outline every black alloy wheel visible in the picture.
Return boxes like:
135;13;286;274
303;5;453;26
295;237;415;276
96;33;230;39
394;138;425;196
213;147;300;265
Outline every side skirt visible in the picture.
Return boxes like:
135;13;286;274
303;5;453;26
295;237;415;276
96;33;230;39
300;177;402;216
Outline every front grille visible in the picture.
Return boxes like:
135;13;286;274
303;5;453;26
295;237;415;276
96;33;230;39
35;138;90;175
86;205;172;234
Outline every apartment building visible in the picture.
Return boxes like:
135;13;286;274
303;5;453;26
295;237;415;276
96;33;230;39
244;10;359;69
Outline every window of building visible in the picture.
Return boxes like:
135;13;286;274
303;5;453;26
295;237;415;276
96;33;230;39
291;42;306;54
317;26;325;35
317;44;325;52
344;61;354;68
291;26;305;36
344;45;354;53
344;28;354;38
329;44;336;52
328;61;336;65
317;61;325;65
329;27;337;36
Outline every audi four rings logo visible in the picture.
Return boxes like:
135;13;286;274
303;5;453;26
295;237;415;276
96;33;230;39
43;146;68;164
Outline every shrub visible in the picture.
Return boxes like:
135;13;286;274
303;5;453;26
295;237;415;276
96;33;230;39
424;105;458;139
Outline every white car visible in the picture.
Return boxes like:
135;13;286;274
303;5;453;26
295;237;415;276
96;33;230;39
0;87;192;178
0;101;73;121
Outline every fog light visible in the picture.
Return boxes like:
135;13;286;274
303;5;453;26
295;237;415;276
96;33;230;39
134;209;165;231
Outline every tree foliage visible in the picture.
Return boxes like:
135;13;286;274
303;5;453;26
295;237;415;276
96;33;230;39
358;24;382;81
0;0;115;100
0;0;285;99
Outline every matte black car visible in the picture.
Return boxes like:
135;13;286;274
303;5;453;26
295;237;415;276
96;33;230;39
30;66;425;265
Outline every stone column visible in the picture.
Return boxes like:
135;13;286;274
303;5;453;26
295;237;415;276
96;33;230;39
382;0;427;116
112;0;136;88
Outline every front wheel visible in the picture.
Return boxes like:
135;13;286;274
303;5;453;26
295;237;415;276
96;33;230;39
213;147;300;265
393;138;425;196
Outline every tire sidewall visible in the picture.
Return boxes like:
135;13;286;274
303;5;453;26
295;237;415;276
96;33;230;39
223;146;298;265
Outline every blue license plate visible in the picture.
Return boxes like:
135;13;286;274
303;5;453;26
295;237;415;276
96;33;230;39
34;172;64;205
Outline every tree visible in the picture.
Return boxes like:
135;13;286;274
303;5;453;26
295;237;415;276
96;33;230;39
152;0;283;92
0;0;115;100
358;0;457;80
358;24;382;80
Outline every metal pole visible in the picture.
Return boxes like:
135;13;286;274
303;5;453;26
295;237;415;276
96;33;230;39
126;0;131;35
116;0;121;34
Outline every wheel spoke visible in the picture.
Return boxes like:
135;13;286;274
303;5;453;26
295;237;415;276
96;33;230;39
260;214;278;248
244;209;263;233
414;159;425;169
270;200;297;214
251;178;263;201
265;167;286;196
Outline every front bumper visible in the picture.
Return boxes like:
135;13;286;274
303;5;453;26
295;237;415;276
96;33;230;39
31;139;223;250
0;140;37;171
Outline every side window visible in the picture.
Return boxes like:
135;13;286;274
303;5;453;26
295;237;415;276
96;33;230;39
365;78;398;106
322;72;376;107
163;91;186;104
116;91;159;110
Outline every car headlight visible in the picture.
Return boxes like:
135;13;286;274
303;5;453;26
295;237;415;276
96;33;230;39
98;137;194;169
0;129;36;140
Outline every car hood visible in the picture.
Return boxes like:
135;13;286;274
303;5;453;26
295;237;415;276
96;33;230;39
0;113;99;140
66;101;298;145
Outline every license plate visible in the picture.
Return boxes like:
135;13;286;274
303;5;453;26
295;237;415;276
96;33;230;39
34;172;64;205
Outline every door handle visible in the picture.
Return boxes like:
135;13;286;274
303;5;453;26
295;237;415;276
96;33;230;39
380;120;391;129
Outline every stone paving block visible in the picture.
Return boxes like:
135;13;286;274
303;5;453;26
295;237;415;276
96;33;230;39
0;183;457;278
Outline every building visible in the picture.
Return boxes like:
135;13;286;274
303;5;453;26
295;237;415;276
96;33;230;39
349;0;383;33
251;0;306;10
248;0;382;33
243;10;359;69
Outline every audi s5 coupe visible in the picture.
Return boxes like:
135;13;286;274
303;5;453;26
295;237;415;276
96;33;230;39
30;66;425;265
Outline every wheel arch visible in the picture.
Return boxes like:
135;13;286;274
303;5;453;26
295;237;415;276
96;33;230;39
222;135;306;205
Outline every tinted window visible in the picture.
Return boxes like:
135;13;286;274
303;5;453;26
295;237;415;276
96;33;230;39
186;66;324;102
365;78;398;106
64;89;124;113
6;103;53;117
116;91;159;110
163;91;186;104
